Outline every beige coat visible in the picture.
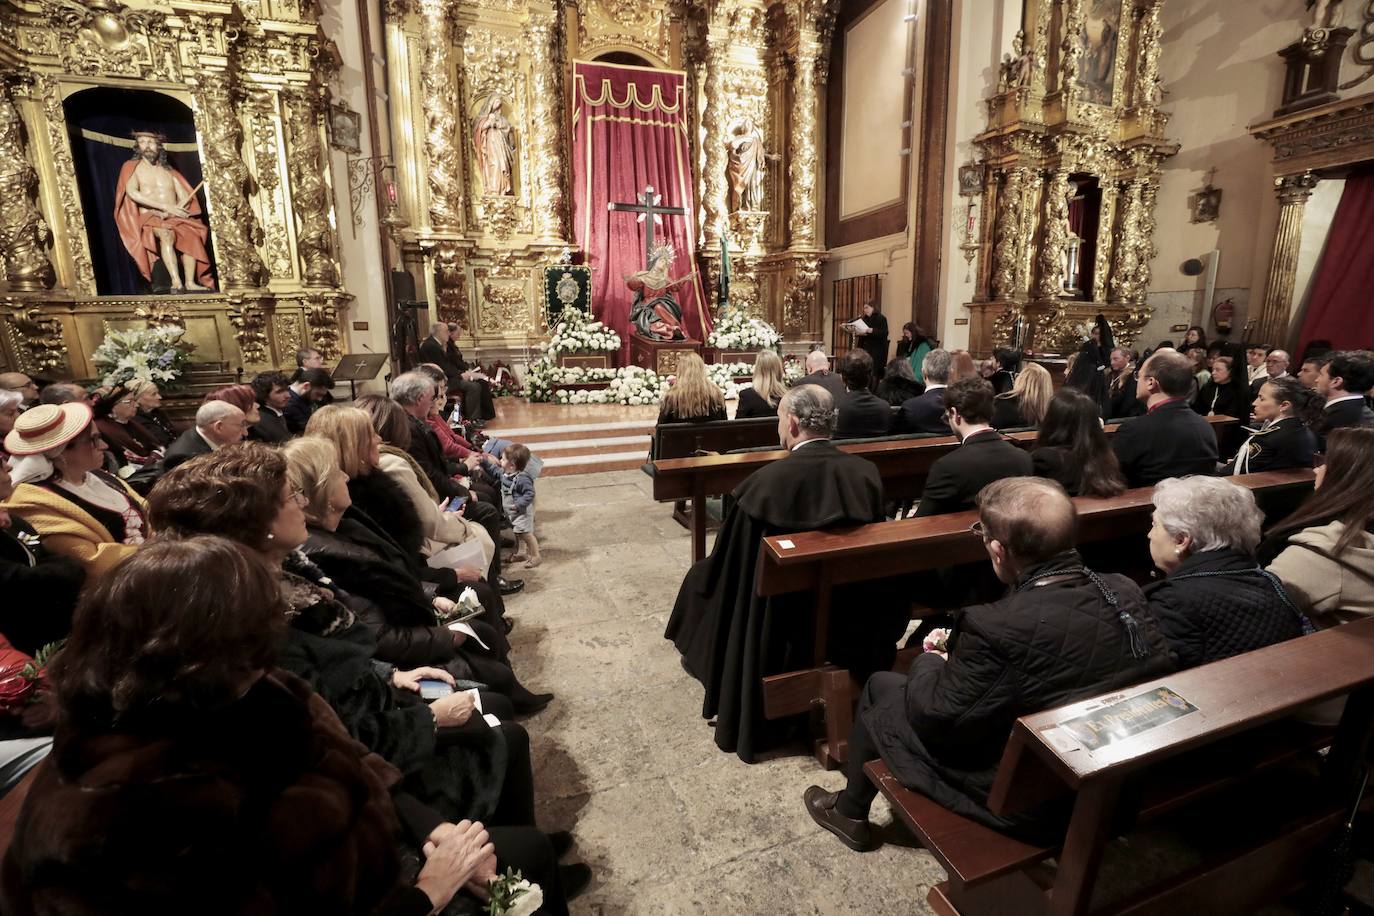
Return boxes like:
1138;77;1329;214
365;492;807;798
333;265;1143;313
374;449;494;570
1267;520;1374;628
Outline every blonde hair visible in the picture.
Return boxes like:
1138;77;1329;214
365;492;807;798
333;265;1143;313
282;437;341;522
750;350;788;406
303;404;375;478
997;362;1053;426
662;353;724;418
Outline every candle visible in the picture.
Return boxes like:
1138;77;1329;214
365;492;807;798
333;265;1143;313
387;182;397;204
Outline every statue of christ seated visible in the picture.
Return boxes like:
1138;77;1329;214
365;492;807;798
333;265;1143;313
625;244;694;341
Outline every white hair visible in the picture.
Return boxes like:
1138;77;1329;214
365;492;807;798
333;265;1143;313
0;390;21;412
804;350;829;373
780;384;838;436
429;322;447;336
1153;476;1263;555
923;348;952;384
196;400;243;430
391;371;436;406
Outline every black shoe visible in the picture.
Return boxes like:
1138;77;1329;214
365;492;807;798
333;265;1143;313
559;863;592;901
547;830;575;860
512;691;554;715
498;577;525;596
803;785;876;852
501;616;514;635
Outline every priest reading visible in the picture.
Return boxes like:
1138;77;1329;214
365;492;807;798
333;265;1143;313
664;385;909;762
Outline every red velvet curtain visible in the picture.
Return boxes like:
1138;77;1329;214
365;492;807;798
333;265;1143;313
571;61;711;364
1298;169;1374;356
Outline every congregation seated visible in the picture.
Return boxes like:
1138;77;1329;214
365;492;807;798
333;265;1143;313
948;349;979;383
1315;350;1374;449
0;391;20;465
248;370;293;444
990;361;1051;429
1145;476;1307;669
414;364;503;504
1193;354;1250;421
161;398;249;471
1248;347;1292;399
1031;388;1127;498
1297;355;1323;388
735;349;788;419
0;536;512;915
980;348;1017;395
1105;346;1144;419
419;321;495;425
1230;376;1320;474
0;461;84;654
92;385;163;469
913;377;1031;517
2;403;147;582
656;353;726;425
1111;348;1219;487
1266;427;1374;626
446;322;498;425
37;382;90;407
834;351;892;440
666;384;908;761
0;373;37;410
874;357;923;407
284;367;333;435
804;477;1174;850
126;378;177;447
895;348;952;434
791;349;846;400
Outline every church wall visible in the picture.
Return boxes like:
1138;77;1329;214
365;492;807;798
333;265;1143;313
837;0;907;219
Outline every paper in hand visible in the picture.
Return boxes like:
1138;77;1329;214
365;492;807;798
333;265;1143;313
447;620;491;651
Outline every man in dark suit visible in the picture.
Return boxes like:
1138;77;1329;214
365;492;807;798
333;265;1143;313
792;349;846;400
1248;348;1292;399
283;368;333;435
446;322;495;422
161;401;248;471
248;370;292;444
835;351;894;440
913;377;1032;517
1315;350;1374;450
1112;349;1219;487
896;348;953;434
418;323;494;424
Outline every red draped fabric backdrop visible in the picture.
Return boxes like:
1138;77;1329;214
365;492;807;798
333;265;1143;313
571;61;711;365
1298;168;1374;356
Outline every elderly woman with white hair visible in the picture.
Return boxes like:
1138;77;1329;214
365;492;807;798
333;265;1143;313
1145;476;1309;669
1;402;148;583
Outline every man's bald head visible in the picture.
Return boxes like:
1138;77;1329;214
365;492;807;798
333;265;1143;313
978;477;1077;571
805;350;829;374
1140;348;1195;398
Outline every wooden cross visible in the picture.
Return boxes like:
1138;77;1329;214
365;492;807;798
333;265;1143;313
608;185;687;269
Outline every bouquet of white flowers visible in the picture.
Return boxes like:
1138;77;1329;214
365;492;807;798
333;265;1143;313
91;325;195;388
548;313;621;355
485;868;543;916
707;308;781;351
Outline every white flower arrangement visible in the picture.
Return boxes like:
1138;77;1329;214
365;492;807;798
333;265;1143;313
486;867;543;916
91;324;195;388
707;307;781;351
525;356;753;406
547;312;621;356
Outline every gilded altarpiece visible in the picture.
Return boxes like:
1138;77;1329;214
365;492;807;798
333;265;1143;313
383;0;832;352
0;0;352;378
965;0;1178;357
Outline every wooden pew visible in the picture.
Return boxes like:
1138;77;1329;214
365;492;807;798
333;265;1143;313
646;417;781;534
758;469;1316;768
867;615;1374;915
653;416;1239;562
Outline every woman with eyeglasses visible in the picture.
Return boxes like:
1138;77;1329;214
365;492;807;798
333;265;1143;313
2;403;149;583
93;385;164;468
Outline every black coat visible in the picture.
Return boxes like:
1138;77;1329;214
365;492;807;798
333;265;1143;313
665;440;909;762
1110;399;1219;488
916;430;1033;517
134;408;176;447
1031;446;1082;496
1318;397;1374;451
1230;416;1316;474
860;553;1175;839
159;427;212;471
875;375;923;407
405;415;465;501
418;337;464;385
283;389;318;435
1106;374;1144;421
792;370;847;401
734;387;779;419
1193;380;1247;420
835;389;894;440
657;401;727;425
897;387;949;434
858;313;889;369
1146;548;1306;669
0;515;85;654
344;471;461;595
251;407;292;444
990;394;1030;430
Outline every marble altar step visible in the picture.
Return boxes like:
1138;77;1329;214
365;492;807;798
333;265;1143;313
483;406;658;477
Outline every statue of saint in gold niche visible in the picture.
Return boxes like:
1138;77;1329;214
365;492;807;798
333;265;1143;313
114;131;214;293
724;117;776;213
472;93;514;196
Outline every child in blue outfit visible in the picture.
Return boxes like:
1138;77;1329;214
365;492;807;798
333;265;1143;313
500;442;540;568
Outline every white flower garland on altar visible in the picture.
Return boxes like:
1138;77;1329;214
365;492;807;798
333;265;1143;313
706;307;782;350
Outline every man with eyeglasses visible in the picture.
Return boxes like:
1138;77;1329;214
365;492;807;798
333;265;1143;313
0;373;39;408
806;476;1174;851
160;401;249;471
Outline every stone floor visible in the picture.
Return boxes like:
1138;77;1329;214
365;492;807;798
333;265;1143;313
506;469;944;914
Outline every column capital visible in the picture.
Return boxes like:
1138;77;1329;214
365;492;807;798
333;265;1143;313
1275;172;1319;203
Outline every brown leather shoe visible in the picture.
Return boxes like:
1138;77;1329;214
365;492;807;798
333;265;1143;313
804;785;876;852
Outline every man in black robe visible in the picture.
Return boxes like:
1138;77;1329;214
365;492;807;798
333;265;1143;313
854;301;889;378
665;384;909;763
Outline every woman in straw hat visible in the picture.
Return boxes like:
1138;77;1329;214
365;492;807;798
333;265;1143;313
2;402;148;582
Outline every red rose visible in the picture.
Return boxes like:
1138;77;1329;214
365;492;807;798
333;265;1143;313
0;671;37;714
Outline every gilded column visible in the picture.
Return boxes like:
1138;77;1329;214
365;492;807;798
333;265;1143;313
701;39;729;250
282;85;338;288
788;32;821;249
1110;179;1144;303
1092;182;1118;302
1134;1;1164;107
1058;0;1085;97
1014;166;1039;296
1256;173;1319;345
528;16;567;241
419;0;461;230
1132;177;1159;305
194;72;266;289
1035;169;1070;300
0;78;55;291
990;170;1023;300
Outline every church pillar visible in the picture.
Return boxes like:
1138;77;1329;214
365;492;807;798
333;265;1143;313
1109;179;1144;304
282;84;339;288
1092;182;1118;302
528;14;567;242
701;37;729;252
418;0;462;231
788;32;820;249
193;72;267;290
1035;169;1071;301
990;170;1022;300
1255;172;1319;346
0;75;55;292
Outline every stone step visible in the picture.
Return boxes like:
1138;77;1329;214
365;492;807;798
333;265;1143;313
539;451;651;477
484;419;656;444
523;434;651;459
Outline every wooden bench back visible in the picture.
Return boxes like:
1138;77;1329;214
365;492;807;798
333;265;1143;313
649;416;780;461
757;468;1315;596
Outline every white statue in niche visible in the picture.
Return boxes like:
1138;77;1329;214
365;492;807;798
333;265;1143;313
472;93;514;196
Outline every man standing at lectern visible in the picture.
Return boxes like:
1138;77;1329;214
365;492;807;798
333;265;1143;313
114;131;214;294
